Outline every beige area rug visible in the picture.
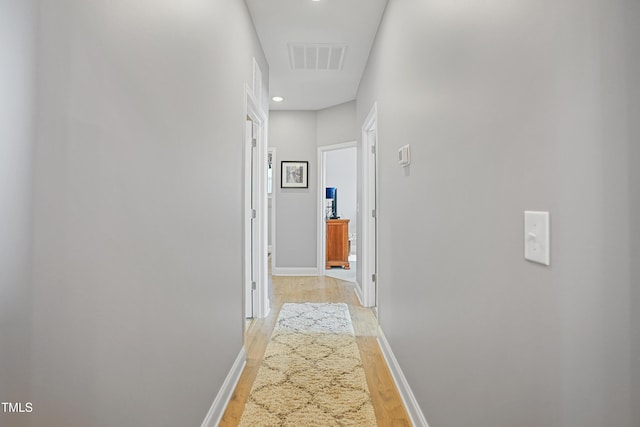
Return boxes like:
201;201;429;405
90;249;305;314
239;303;378;426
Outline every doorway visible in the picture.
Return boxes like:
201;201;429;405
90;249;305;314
361;103;378;311
243;86;269;327
317;142;358;285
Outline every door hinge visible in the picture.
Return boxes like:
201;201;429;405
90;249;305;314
251;281;257;290
371;209;376;218
252;138;257;147
251;209;257;219
371;145;376;154
372;274;377;282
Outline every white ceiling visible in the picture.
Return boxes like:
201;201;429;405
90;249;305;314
245;0;388;111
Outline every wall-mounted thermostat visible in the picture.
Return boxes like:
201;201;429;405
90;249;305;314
398;144;410;166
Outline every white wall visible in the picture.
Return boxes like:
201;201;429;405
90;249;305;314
628;2;640;425
0;1;36;426
325;147;357;236
317;101;357;147
357;0;636;426
30;1;267;426
270;111;318;271
271;102;356;272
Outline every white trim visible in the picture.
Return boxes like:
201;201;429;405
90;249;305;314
320;141;359;151
252;57;262;106
361;103;378;308
243;118;253;318
267;147;276;199
317;141;357;275
244;84;270;320
270;148;279;281
200;348;246;427
377;328;430;427
353;281;364;306
268;147;276;261
271;267;319;276
262;118;271;318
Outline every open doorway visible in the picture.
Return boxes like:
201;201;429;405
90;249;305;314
317;142;358;285
361;103;378;311
243;85;269;338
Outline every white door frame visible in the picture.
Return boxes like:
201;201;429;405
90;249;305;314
317;141;357;279
268;147;276;255
361;103;378;309
244;84;269;320
244;118;255;319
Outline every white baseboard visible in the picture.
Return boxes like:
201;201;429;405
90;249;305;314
271;267;319;276
200;348;246;427
377;327;430;427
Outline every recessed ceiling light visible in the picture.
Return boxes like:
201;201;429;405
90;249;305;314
272;96;284;102
311;0;321;2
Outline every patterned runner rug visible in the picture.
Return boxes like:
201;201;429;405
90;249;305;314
238;302;378;426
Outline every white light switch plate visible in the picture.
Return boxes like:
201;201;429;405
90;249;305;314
398;145;410;166
524;211;550;266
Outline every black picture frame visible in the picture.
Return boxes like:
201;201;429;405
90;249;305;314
281;161;309;188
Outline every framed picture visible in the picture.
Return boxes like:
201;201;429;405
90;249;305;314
281;161;309;188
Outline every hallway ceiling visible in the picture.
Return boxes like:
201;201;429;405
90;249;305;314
245;0;388;111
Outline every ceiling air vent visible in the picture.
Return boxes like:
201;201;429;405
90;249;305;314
288;43;347;71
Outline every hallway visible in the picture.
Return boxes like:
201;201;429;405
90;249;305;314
220;275;410;426
1;1;639;427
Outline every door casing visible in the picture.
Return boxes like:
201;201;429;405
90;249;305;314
243;84;269;322
361;102;379;311
316;141;358;282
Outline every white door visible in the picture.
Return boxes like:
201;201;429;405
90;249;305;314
362;104;378;309
367;130;378;307
244;85;269;321
245;118;259;318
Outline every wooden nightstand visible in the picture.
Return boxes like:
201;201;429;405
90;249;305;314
326;219;350;270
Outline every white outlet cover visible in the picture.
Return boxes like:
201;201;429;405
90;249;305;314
524;211;550;266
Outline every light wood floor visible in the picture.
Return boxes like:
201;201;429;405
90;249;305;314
219;274;412;426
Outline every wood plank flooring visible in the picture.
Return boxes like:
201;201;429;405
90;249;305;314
219;274;412;426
